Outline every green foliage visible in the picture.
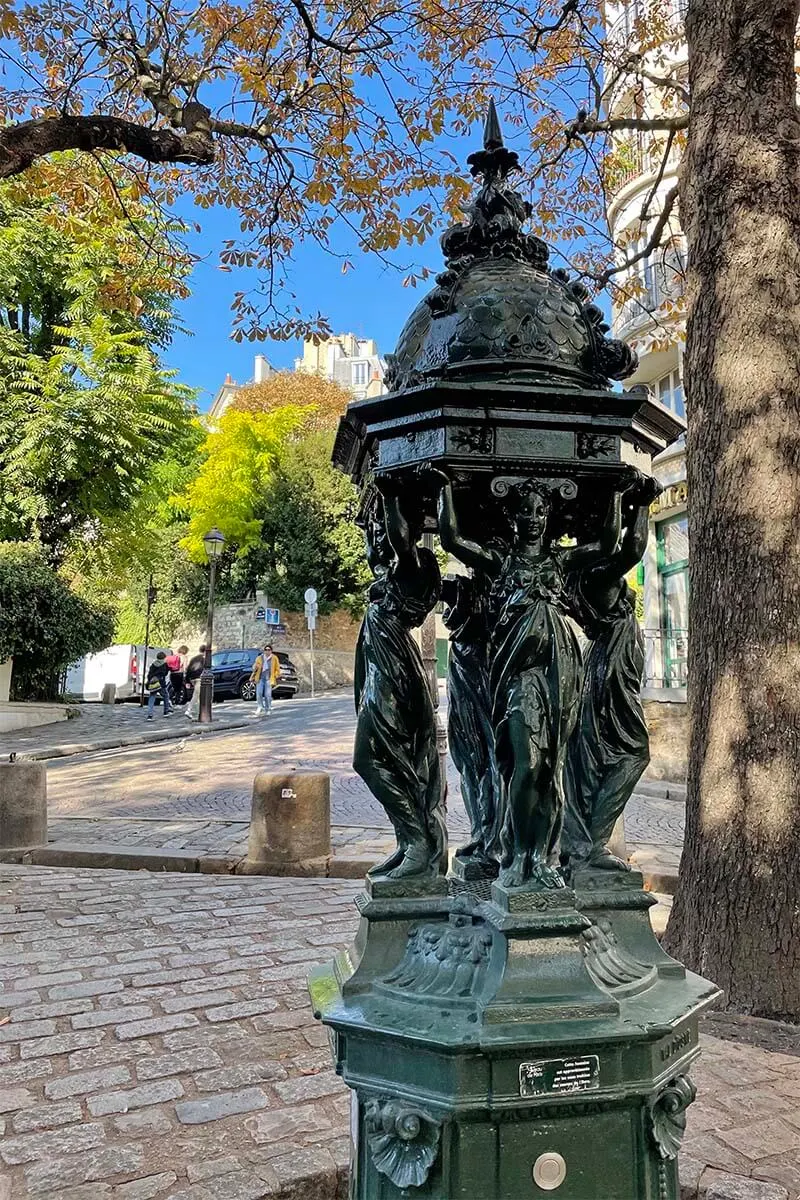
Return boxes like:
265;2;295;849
180;405;308;562
0;177;198;563
235;430;370;613
0;542;114;700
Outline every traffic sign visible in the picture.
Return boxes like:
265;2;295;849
304;587;318;605
307;613;317;632
264;607;280;625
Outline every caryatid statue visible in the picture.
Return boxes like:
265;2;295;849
352;479;446;881
562;470;662;872
438;473;624;889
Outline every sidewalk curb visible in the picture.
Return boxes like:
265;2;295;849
15;717;252;761
0;841;383;879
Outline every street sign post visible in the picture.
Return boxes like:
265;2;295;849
264;607;280;626
304;589;318;697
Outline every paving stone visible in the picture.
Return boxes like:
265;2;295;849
0;1018;57;1042
175;1087;271;1126
24;1144;144;1195
205;998;279;1023
0;1086;35;1113
45;1065;132;1100
187;1156;244;1183
115;1013;200;1040
201;1170;275;1200
245;1104;331;1145
113;1172;179;1198
12;1100;83;1132
87;1079;185;1117
193;1061;287;1092
702;1170;790;1200
273;1072;345;1105
48;979;124;1000
0;1119;106;1165
0;1060;53;1085
160;990;237;1013
136;1047;224;1080
12;998;93;1021
20;1030;103;1059
716;1118;800;1162
69;1042;152;1069
73;1003;154;1029
113;1109;173;1136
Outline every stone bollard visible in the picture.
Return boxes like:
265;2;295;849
101;683;117;704
0;760;47;848
242;770;330;876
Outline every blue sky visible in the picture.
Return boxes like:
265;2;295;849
164;203;444;411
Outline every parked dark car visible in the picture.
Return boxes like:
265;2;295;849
209;648;299;701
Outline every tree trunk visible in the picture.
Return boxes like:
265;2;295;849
663;0;800;1019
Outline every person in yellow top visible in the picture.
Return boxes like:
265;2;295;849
250;643;281;717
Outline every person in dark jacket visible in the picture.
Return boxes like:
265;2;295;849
184;646;207;721
146;652;172;720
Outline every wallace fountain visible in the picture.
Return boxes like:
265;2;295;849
309;103;719;1200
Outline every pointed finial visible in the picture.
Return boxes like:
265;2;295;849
483;99;503;152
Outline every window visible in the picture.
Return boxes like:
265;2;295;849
657;515;689;687
655;369;685;419
352;361;368;387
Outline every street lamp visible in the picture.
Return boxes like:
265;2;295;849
198;527;225;725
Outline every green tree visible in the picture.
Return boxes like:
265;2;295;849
0;542;114;699
0;175;198;564
240;430;369;613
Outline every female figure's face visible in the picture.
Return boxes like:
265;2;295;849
514;491;549;544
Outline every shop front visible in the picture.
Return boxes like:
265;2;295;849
641;443;688;699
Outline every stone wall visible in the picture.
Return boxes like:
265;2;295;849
176;603;360;695
644;699;688;782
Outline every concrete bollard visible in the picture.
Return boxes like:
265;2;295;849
242;770;330;877
101;683;117;704
0;760;47;848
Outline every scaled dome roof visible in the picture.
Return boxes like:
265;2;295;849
384;103;637;394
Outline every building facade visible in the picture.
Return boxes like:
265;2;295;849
294;333;386;401
605;0;688;698
209;335;387;423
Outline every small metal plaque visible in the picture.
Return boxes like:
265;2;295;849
519;1054;600;1097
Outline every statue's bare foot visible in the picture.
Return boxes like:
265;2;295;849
368;845;406;878
498;851;531;888
529;860;566;889
588;845;631;872
386;843;435;880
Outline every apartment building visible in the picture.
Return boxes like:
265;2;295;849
605;0;688;698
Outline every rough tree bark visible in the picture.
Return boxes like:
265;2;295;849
663;0;800;1019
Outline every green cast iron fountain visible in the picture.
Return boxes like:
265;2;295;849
309;101;719;1200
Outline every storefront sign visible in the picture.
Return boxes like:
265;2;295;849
650;480;687;516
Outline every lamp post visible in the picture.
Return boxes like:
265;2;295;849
198;527;225;725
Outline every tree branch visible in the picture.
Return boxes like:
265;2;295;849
599;183;680;285
568;111;688;137
0;114;215;179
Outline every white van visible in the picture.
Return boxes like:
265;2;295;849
65;644;171;702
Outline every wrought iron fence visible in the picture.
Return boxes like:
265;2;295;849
642;627;688;690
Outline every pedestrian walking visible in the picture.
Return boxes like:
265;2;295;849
145;652;172;720
250;644;280;717
184;645;207;721
166;645;189;705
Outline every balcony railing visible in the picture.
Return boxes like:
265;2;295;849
615;257;685;333
606;2;686;51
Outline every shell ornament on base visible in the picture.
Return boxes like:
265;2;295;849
649;1075;696;1160
365;1097;442;1189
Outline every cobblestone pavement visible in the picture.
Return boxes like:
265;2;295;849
0;865;797;1200
44;695;685;852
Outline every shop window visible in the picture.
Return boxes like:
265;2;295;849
657;514;688;687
